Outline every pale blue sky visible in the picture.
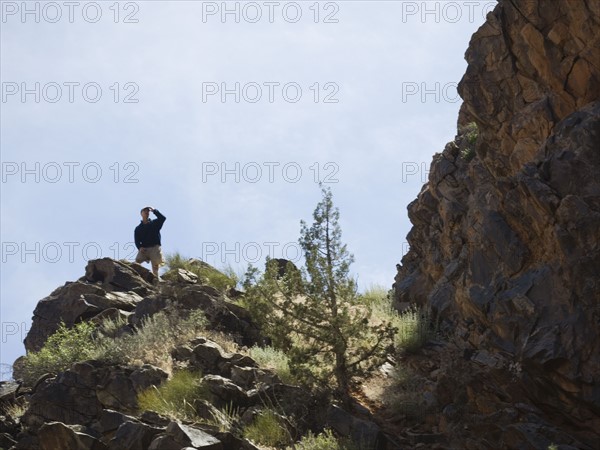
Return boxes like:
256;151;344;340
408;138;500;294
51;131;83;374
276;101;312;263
0;1;491;379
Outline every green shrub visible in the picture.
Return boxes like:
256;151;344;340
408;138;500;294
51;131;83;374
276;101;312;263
243;409;289;447
248;345;295;384
164;252;237;291
137;369;209;420
20;321;97;385
20;308;208;386
362;286;437;354
359;285;390;306
289;429;356;450
460;122;478;161
393;304;437;353
96;309;207;371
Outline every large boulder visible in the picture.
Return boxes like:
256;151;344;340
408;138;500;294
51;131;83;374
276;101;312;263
22;367;103;430
84;258;154;294
24;281;106;353
265;258;299;279
24;258;152;353
22;361;167;429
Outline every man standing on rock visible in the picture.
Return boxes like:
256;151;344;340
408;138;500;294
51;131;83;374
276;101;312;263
134;207;166;279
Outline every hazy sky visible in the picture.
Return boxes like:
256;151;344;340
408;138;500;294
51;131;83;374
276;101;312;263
0;0;492;379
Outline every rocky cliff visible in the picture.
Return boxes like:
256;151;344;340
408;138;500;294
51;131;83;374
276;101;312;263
394;0;600;448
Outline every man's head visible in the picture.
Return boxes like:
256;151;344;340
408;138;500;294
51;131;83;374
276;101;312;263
140;207;151;221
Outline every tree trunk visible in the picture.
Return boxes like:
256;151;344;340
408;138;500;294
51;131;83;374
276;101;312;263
334;346;352;409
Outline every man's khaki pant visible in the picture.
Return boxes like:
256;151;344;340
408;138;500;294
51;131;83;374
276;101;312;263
135;245;164;266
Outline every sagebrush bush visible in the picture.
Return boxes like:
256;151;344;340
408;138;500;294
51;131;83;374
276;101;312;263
288;429;356;450
393;304;437;353
164;252;237;291
359;285;390;306
363;286;437;353
20;321;97;385
137;369;209;420
243;409;290;447
96;309;207;372
248;345;295;384
19;308;208;385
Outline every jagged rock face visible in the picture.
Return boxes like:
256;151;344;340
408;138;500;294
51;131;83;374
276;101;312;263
458;0;600;177
395;0;600;448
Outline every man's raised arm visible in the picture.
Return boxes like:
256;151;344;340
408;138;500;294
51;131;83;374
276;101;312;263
153;209;166;228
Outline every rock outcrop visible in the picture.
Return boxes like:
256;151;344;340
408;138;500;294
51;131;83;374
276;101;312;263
22;258;261;356
2;258;272;449
395;1;600;448
3;258;390;449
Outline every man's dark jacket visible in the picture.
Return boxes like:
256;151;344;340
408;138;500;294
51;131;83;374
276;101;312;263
134;210;166;249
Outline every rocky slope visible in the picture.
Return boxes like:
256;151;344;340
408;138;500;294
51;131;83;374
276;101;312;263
394;0;600;449
1;259;394;450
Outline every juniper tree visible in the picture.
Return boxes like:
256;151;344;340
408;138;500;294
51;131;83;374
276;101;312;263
243;186;395;407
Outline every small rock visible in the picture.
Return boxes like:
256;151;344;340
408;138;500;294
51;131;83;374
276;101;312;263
191;342;228;374
175;268;199;284
108;421;164;450
96;409;139;434
202;375;251;407
140;410;171;427
166;421;223;449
